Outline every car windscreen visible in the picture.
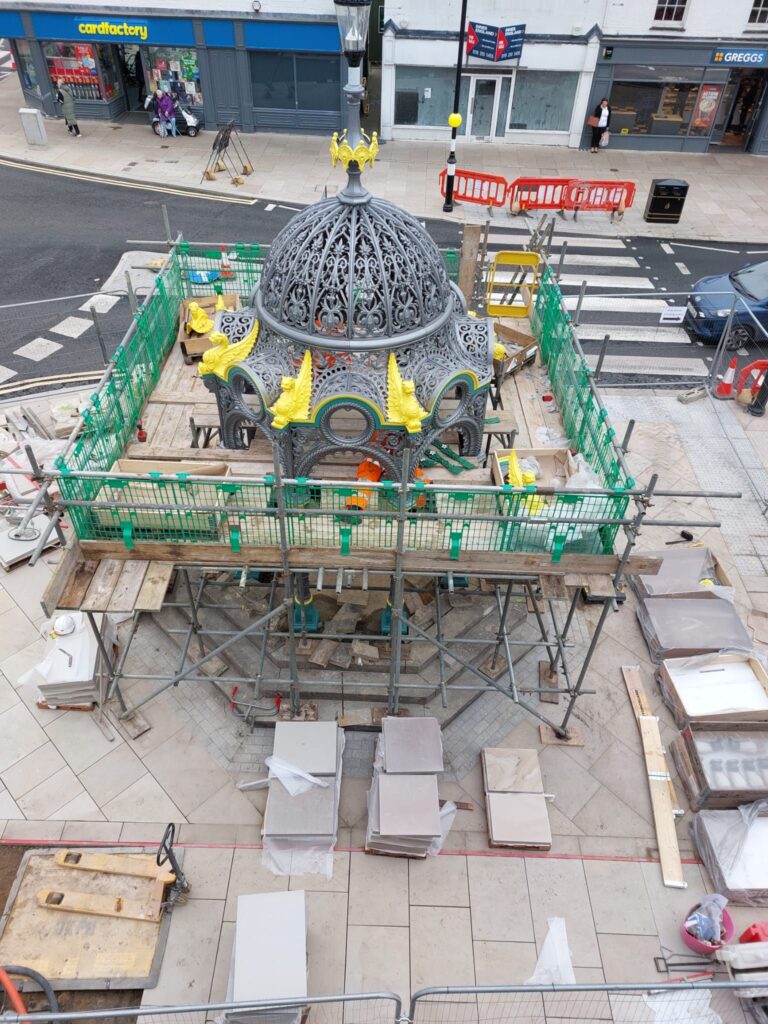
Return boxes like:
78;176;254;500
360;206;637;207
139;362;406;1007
731;261;768;302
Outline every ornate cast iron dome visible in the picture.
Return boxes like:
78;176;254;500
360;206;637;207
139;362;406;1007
253;173;454;351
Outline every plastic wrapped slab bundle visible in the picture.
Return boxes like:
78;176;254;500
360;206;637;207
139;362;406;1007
691;799;768;905
671;724;768;809
631;547;731;600
637;597;751;662
657;651;768;727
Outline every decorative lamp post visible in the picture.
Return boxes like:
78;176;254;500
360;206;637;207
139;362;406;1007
443;0;469;213
333;0;373;172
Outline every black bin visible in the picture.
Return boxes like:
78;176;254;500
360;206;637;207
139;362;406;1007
644;178;689;224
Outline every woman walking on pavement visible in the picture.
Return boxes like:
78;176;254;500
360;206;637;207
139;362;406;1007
588;97;610;152
56;79;81;137
153;87;177;139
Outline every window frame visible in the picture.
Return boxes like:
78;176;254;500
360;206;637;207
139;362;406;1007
652;0;688;25
249;50;343;113
748;0;768;23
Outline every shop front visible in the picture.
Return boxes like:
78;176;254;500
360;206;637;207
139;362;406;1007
589;40;768;153
0;7;343;134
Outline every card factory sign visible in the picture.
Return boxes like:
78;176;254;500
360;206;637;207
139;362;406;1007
466;21;525;62
77;19;149;41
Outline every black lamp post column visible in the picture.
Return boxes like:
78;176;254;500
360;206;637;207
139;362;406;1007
443;0;469;213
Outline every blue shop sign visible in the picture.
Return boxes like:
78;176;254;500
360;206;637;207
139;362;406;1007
466;21;525;62
30;12;195;46
0;10;24;37
712;47;767;66
244;21;339;53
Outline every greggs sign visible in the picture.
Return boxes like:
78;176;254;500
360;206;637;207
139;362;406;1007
30;12;194;46
77;19;149;41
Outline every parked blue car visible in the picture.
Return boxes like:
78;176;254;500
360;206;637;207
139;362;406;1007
684;259;768;350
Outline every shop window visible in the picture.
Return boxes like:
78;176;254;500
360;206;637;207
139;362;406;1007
251;53;295;108
296;56;341;111
653;0;687;21
147;46;202;106
508;71;578;132
44;41;102;100
609;81;702;135
495;78;511;137
394;66;457;126
749;0;768;22
14;39;40;96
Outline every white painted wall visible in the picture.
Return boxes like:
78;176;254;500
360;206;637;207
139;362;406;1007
602;0;768;37
385;0;606;35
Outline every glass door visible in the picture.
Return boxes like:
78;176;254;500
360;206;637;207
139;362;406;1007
468;77;497;138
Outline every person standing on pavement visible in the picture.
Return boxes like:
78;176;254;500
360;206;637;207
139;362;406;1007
588;97;610;153
153;87;177;139
56;79;81;137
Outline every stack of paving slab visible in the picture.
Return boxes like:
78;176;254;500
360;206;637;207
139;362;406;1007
365;716;443;858
262;722;342;851
224;890;307;1024
481;747;551;849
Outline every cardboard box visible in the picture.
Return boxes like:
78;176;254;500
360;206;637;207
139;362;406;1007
658;652;768;727
491;447;577;488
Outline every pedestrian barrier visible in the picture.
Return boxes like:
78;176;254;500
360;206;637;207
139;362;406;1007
438;168;636;217
734;358;768;398
508;177;575;214
438;167;509;207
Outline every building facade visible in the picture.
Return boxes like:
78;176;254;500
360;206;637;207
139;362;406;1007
0;0;345;133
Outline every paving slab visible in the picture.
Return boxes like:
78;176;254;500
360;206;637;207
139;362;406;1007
141;898;224;1006
142;727;231;817
223;847;290;920
583;860;657;936
597;933;662;983
102;773;186;824
348;851;409;927
78;743;147;806
345;924;411;1002
0;741;65;799
525;858;601;969
307;891;348;997
408;853;469;907
180;847;234;900
473;941;538;985
467;855;534;943
44;711;122;774
409;906;475;992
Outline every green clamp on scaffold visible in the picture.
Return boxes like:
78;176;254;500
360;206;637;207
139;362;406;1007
228;520;241;553
449;529;463;560
120;520;134;551
339;524;351;556
550;531;565;563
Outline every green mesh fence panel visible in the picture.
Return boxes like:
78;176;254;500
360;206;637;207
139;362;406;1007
440;248;460;283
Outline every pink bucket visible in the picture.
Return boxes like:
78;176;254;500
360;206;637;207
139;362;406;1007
680;904;735;956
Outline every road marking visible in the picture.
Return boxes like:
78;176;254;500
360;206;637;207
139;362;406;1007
559;254;640;268
558;274;655;290
50;316;92;339
675;262;690;275
564;296;670;313
585;353;708;376
0;157;259;205
14;337;63;362
79;294;120;314
576;324;691;345
661;243;674;254
0;364;17;385
0;369;101;397
278;204;301;212
746;250;768;254
487;233;626;250
670;242;740;254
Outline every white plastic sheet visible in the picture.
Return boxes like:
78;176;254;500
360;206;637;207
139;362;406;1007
525;918;575;985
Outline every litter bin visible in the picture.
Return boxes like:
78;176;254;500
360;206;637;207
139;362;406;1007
19;107;48;147
644;178;688;224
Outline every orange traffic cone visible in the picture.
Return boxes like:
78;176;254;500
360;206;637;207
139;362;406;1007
220;246;234;279
714;356;738;400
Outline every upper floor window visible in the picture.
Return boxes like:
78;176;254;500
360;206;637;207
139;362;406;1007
749;0;768;23
654;0;687;21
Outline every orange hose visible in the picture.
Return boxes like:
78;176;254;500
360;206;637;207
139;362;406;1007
0;966;27;1015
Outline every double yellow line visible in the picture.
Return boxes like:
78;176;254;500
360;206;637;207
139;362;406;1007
0;156;258;205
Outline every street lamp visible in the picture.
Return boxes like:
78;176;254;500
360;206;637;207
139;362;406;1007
334;0;372;149
443;0;469;212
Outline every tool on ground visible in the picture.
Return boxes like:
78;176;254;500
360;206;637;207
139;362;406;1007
666;530;695;545
156;822;191;912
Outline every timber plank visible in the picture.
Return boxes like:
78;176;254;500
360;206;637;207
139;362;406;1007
81;559;124;612
135;562;175;612
107;560;150;614
621;664;686;890
58;560;99;611
40;539;83;617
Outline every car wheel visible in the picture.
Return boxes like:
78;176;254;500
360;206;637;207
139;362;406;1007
727;323;754;350
187;126;198;137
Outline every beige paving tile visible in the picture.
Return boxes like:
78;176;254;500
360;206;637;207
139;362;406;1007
60;820;123;841
78;743;146;806
180;847;234;900
640;861;708;955
0;607;43;660
572;787;656;841
408;854;469;907
588;740;654;825
0;586;15;616
524;858;601;968
597;933;661;983
348;851;408;927
2;819;64;840
119;821;175;843
345;925;410;1001
141;898;224;1005
467;855;533;942
0;674;19;715
307;891;347;996
50;792;105;821
0;702;47;772
1;741;65;799
583;860;656;935
410;906;475;991
208;920;235;1002
44;711;122;774
0;788;24;819
290;851;350;892
17;765;83;819
142;727;230;817
179;823;239;845
1;639;47;688
538;746;600;822
0;558;51;622
223;847;289;920
473;940;538;984
187;781;261;825
103;773;186;823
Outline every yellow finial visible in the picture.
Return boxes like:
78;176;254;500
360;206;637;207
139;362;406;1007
268;350;313;430
386;353;428;434
329;128;379;172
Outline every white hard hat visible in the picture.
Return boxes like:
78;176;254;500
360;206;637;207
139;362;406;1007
53;613;76;636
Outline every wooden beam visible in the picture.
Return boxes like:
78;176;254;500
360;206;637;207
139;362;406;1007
80;559;124;613
135;562;175;612
107;561;150;614
458;224;482;305
621;665;686;890
58;560;99;611
79;540;662;578
41;539;83;617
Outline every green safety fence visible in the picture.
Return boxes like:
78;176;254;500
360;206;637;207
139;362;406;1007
56;244;630;561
